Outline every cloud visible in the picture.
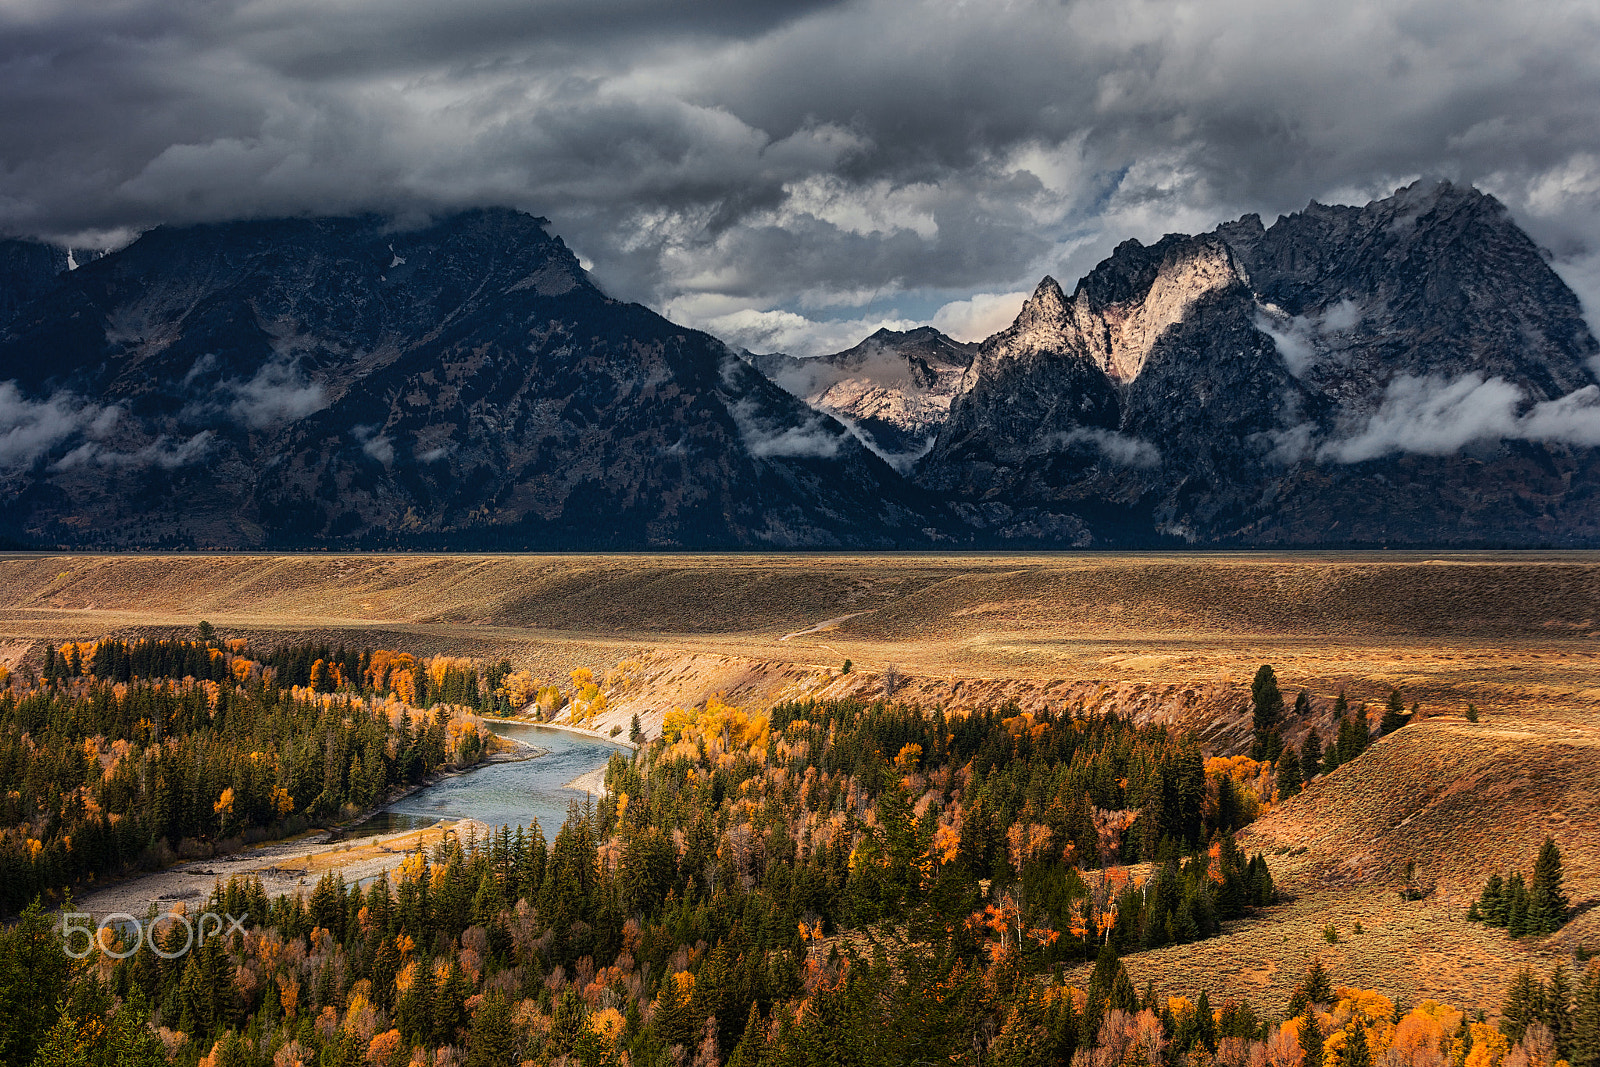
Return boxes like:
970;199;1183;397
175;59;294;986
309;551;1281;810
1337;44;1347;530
930;291;1030;344
1254;299;1362;378
227;360;328;428
2;0;1600;348
53;432;214;470
1045;427;1162;468
1318;373;1600;463
0;383;119;468
726;395;845;459
1517;384;1600;446
351;424;395;464
1254;313;1318;378
692;307;921;357
682;288;1029;358
0;380;212;471
1249;422;1317;465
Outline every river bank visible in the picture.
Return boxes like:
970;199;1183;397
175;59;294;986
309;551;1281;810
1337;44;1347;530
498;713;639;751
68;734;547;922
498;716;626;797
562;766;610;796
60;721;621;922
71;819;482;923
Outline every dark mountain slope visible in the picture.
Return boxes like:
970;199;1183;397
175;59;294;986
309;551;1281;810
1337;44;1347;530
0;239;67;330
917;181;1600;545
0;210;943;548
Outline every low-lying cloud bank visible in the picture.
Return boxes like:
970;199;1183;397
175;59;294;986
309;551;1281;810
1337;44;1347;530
1045;427;1163;469
0;383;118;469
1254;374;1600;465
0;381;219;473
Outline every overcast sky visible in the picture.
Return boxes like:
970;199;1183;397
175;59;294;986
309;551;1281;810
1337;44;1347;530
4;0;1599;355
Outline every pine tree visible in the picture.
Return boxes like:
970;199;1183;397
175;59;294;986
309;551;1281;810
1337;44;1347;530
1081;941;1122;1044
1380;689;1407;735
1086;941;1121;1009
1507;873;1529;936
434;961;470;1045
371;936;401;1011
0;900;76;1065
397;957;436;1046
1110;964;1139;1014
991;1004;1050;1067
1276;748;1303;800
1344;1022;1373;1067
1571;963;1600;1067
1300;1014;1325;1067
726;1003;766;1067
1529;837;1570;935
1503;967;1544;1044
1301;730;1323;781
1251;665;1286;761
1195;989;1217;1053
33;982;170;1067
1479;873;1507;926
1305;956;1333;1003
1337;710;1370;765
464;989;517;1067
1548;964;1574;1059
1324;693;1348;773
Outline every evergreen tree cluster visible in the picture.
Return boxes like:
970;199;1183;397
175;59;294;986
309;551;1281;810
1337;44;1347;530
1250;666;1285;761
47;638;232;685
1378;689;1410;736
1245;672;1395;806
3;661;1558;1067
1316;692;1372;775
1470;838;1571;936
54;636;508;714
1;640;492;914
261;642;365;691
38;691;1269;1066
1500;961;1600;1067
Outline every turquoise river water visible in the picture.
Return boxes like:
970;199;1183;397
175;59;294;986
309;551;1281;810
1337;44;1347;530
347;721;629;839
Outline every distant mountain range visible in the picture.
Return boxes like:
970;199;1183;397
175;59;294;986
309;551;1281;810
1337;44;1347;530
2;180;1598;548
746;327;976;472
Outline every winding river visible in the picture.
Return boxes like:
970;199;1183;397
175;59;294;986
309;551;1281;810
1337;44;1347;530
349;722;629;839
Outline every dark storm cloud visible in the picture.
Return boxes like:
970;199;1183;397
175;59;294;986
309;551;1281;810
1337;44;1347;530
3;0;1600;354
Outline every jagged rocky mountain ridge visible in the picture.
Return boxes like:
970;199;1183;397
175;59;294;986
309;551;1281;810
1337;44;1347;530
919;180;1600;545
0;211;939;548
745;327;975;471
1;180;1597;548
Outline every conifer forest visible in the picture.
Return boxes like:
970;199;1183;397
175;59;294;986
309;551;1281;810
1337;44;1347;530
0;633;1594;1067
